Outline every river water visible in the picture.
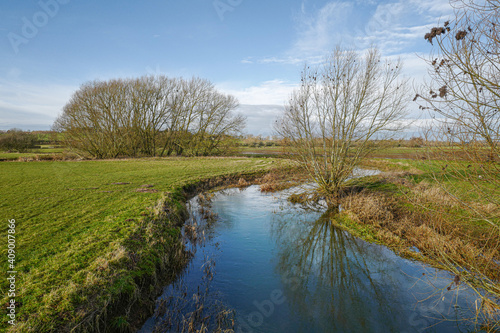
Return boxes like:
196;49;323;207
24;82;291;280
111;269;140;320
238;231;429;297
139;184;481;333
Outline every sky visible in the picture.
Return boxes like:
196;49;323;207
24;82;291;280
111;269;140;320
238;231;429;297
0;0;454;136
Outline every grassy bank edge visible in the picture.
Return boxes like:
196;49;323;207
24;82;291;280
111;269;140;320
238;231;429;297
12;169;277;333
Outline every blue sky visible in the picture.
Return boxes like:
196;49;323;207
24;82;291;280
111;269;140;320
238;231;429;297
1;0;454;135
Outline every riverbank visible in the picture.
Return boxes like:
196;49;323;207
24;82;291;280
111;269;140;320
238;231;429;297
335;158;500;329
0;157;295;332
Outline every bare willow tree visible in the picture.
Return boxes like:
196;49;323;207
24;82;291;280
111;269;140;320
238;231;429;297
129;75;175;156
54;75;245;158
276;46;410;210
416;0;500;325
159;77;243;157
54;79;132;158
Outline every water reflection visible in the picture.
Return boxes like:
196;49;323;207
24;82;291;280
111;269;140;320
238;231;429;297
272;211;405;331
271;203;476;332
141;186;479;333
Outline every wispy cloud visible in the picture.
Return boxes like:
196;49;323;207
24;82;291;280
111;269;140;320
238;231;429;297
0;79;76;130
408;0;456;16
250;0;453;65
292;2;354;57
358;0;453;53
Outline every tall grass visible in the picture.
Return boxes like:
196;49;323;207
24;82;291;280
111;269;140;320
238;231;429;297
337;163;500;331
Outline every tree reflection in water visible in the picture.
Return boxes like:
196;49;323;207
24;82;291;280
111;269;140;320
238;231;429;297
272;210;410;332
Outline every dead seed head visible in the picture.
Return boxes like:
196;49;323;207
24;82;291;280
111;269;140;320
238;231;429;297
456;30;467;40
425;27;446;44
439;85;448;98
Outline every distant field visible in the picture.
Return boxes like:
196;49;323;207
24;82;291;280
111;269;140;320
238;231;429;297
0;146;65;161
239;146;283;156
366;146;426;159
0;157;277;331
239;145;427;159
0;144;442;161
238;145;489;162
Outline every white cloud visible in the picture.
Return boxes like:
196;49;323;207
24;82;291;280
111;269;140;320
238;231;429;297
217;80;301;135
217;79;297;105
358;0;453;53
236;104;284;136
0;79;76;130
408;0;456;16
292;2;354;56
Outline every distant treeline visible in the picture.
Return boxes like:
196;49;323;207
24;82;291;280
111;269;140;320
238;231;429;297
0;129;39;152
54;75;245;158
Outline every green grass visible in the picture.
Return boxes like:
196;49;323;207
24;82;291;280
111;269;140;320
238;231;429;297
0;147;65;160
30;147;65;153
363;157;498;205
0;157;277;332
0;152;37;160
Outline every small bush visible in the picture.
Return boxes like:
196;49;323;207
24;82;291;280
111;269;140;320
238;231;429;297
407;137;425;148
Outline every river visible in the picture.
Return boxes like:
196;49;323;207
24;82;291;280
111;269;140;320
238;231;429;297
139;183;480;332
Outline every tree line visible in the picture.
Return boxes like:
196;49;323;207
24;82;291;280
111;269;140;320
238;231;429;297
54;75;245;158
0;129;38;152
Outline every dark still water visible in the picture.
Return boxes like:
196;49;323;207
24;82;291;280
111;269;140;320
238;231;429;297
139;185;480;333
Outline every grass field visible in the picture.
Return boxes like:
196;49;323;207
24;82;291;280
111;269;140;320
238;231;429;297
1;145;498;330
0;157;278;332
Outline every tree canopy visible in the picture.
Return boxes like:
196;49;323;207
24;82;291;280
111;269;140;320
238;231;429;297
276;46;410;209
54;75;245;158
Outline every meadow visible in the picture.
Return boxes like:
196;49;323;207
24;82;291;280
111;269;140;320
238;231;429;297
0;157;278;332
1;143;498;331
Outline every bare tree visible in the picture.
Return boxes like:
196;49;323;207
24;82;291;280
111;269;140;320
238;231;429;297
130;76;176;156
159;77;244;157
54;75;245;158
416;1;500;324
190;86;243;156
276;46;410;210
417;0;500;235
54;79;131;158
419;0;499;161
